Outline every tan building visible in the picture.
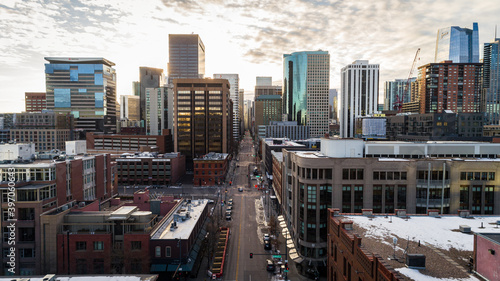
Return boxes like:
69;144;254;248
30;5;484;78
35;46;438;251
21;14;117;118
254;95;282;132
173;79;232;168
278;138;500;269
120;95;140;121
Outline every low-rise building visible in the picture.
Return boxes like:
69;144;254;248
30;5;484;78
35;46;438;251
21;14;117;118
116;152;185;186
193;152;229;186
87;131;172;154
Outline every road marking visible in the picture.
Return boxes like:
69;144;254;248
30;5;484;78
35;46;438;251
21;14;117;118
235;193;244;280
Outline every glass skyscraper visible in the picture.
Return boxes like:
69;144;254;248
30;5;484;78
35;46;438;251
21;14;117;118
168;34;205;80
283;51;330;138
483;38;500;125
435;23;479;63
45;57;117;134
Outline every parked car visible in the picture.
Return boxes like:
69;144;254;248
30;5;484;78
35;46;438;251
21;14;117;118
228;199;233;205
238;187;243;192
264;234;270;241
266;259;275;271
226;212;231;220
226;206;232;212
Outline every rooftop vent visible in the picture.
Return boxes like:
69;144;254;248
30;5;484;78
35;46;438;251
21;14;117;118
406;254;426;269
459;225;471;233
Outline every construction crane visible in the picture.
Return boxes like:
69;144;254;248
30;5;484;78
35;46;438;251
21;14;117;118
393;48;420;112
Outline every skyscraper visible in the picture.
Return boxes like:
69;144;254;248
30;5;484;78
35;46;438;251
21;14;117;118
120;95;140;121
173;79;231;168
435;23;479;63
214;74;240;141
168;34;205;80
417;61;482;114
340;60;380;138
483;38;500;125
139;67;165;123
283;51;330;137
384;78;416;111
45;57;117;134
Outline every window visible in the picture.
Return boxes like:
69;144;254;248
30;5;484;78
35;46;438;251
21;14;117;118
165;246;171;257
94;241;104;251
76;259;87;274
131;241;141;250
76;241;87;251
155;246;161;257
342;169;363;180
93;259;104;274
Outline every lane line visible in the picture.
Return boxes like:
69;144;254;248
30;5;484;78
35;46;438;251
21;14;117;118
235;190;244;280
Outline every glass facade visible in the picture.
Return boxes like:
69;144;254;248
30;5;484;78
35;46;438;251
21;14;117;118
44;58;117;133
435;23;479;63
283;51;329;137
483;39;500;125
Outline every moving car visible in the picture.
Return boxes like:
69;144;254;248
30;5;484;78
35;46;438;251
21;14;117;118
264;234;270;241
264;240;271;250
238;187;243;192
226;212;231;220
266;259;275;271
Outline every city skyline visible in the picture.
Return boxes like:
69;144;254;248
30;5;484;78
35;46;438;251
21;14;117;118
1;0;499;113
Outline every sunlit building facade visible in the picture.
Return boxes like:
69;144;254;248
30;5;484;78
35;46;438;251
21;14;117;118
435;23;479;63
168;34;205;80
283;51;330;138
483;38;500;125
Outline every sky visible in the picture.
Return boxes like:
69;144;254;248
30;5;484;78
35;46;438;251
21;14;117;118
1;0;499;114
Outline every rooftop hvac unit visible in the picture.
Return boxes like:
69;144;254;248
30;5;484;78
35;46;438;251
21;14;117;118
459;225;471;233
406;254;426;269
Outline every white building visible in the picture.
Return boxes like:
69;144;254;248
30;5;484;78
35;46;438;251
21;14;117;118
214;74;240;141
0;143;35;161
340;60;380;138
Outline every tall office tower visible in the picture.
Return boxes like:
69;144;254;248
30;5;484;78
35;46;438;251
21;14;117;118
244;100;251;131
120;95;140;121
132;81;140;96
384;78;416;110
25;92;47;113
168;34;205;80
214;74;240;141
283;51;330;137
340;60;380;138
139;67;165;123
255;76;282;98
329;89;337;120
483;38;500;125
254;95;282;133
173;79;231;168
435;22;479;63
239;88;245;135
45;57;117;134
145;87;165;135
417;61;482;114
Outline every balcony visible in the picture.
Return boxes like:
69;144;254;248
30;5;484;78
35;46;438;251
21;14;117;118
416;198;450;207
417;179;450;188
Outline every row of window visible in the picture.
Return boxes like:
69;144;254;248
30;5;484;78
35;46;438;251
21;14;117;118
76;241;142;251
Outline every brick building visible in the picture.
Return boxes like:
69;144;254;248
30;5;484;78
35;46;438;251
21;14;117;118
25;92;47;113
193;152;229;186
327;211;403;281
87;130;172;154
0;152;116;275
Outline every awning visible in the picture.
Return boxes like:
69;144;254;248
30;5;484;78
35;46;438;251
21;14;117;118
287;240;295;248
279;222;287;228
277;215;284;222
290;252;304;263
150;264;167;272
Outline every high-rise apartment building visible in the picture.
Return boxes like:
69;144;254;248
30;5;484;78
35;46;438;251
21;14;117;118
168;34;205;80
340;60;380;138
145;87;165;135
25;92;47;113
417;61;482;114
173;79;231;167
120;95;140;121
214;74;240;141
384;78;416;110
435;23;479;63
44;57;117;134
483;38;500;125
283;51;330;137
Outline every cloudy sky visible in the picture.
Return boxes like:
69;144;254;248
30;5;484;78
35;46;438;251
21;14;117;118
0;0;498;113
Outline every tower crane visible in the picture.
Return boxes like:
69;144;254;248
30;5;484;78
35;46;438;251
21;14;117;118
394;48;420;112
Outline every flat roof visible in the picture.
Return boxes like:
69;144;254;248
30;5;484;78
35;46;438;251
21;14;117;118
44;57;115;66
151;199;208;240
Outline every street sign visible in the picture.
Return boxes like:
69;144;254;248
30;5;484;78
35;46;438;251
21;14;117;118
284;270;289;273
272;255;282;258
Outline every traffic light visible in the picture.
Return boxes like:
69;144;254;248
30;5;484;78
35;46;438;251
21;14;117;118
285;262;288;270
255;184;258;188
250;253;253;259
229;181;232;185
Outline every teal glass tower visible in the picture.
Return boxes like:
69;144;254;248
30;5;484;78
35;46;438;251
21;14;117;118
483;38;500;125
435;23;479;63
45;57;117;134
283;51;329;138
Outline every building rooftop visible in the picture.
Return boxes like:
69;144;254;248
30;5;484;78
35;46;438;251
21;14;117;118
264;139;304;147
44;57;115;66
193;152;228;161
255;94;282;101
271;151;283;162
343;214;500;280
151;199;208;240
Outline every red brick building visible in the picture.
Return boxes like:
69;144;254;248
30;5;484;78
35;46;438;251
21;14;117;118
193;152;229;186
25;92;47;113
0;151;116;275
327;209;403;281
417;61;482;114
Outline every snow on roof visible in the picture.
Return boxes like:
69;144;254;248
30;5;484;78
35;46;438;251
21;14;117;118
0;276;155;281
345;215;500;251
